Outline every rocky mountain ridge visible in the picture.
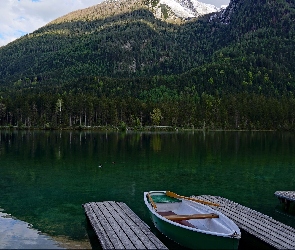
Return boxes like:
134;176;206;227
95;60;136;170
49;0;222;25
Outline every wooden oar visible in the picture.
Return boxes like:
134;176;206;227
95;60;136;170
164;213;219;221
147;193;157;210
166;191;220;207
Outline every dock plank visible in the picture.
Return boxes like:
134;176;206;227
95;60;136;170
102;202;146;249
203;196;295;248
275;191;295;202
105;202;159;249
83;201;167;250
218;204;294;241
88;202;125;249
84;205;114;249
94;202;137;249
116;202;166;249
194;195;295;249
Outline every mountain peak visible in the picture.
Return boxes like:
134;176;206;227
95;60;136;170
145;0;220;21
49;0;220;25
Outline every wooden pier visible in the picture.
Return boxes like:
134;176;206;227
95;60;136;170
82;201;168;249
274;191;295;210
195;195;295;249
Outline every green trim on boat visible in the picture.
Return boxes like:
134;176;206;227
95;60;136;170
150;194;181;203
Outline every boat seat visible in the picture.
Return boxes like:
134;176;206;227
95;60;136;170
158;211;196;228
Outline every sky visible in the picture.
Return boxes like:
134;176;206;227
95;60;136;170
0;0;230;47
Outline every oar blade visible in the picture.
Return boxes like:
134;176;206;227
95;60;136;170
166;191;178;199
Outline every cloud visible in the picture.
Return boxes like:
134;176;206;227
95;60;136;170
0;0;103;47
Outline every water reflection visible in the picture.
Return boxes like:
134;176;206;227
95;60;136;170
1;130;295;249
151;134;162;152
0;210;63;249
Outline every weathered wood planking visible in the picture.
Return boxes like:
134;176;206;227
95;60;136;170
83;201;168;249
194;195;295;249
275;191;295;202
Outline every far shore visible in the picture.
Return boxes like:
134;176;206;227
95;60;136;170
0;125;280;132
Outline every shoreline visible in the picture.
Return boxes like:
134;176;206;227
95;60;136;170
0;125;281;132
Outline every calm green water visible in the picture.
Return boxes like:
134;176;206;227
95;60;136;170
0;130;295;249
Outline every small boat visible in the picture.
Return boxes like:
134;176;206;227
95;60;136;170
144;191;241;249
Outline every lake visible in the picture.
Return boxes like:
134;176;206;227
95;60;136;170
0;130;295;249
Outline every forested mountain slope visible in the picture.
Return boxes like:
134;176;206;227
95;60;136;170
0;0;295;130
0;0;221;85
182;0;295;96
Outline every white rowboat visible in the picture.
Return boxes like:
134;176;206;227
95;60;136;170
144;191;241;249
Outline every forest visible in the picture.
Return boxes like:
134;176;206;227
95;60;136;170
0;0;295;131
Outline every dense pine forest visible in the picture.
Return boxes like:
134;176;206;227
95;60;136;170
0;0;295;130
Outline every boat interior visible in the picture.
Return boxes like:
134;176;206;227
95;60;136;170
151;193;234;234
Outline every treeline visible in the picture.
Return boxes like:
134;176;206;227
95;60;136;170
1;34;295;131
1;90;295;131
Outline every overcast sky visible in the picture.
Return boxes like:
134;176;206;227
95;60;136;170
0;0;230;47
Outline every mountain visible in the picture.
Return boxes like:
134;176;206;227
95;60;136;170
0;0;295;130
0;0;294;89
0;0;224;85
50;0;220;24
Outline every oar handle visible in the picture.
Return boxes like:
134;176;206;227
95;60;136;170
147;193;157;210
166;191;220;207
183;196;220;207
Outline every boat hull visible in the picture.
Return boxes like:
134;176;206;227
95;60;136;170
149;210;239;249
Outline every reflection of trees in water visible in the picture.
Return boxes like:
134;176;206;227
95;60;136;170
2;130;295;237
151;134;161;152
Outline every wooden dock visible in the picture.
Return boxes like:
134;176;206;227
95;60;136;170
82;201;168;249
195;195;295;249
275;191;295;202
